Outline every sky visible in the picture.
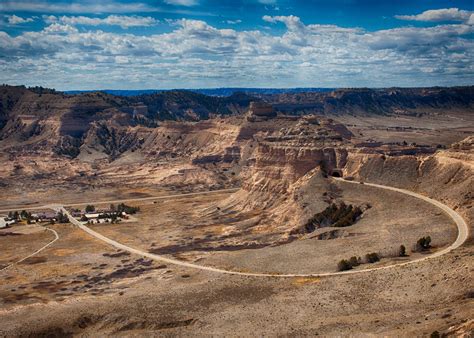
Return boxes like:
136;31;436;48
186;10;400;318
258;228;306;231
0;0;473;90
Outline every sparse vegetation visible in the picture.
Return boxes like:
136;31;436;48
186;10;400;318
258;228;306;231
365;252;380;263
415;236;432;252
85;205;95;213
349;256;361;267
302;202;363;233
8;211;19;220
399;245;407;257
337;259;352;271
20;210;29;219
337;253;377;271
117;203;140;215
56;211;69;223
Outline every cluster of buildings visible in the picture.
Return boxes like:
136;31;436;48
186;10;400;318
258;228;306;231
0;217;16;229
0;211;62;229
1;204;138;229
70;209;129;224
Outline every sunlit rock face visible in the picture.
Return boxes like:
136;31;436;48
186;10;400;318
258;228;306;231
246;102;276;122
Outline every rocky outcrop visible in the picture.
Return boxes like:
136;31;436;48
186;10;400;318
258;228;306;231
246;102;276;122
242;144;347;193
264;86;474;115
216;116;354;236
343;137;474;225
124;91;255;121
192;146;241;165
81;123;144;160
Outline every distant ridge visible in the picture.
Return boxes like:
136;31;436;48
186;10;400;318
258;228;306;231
65;88;336;97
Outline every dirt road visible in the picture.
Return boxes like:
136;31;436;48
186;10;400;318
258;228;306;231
59;179;469;278
0;227;59;273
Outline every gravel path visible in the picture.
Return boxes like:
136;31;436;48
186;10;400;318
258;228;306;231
0;227;59;273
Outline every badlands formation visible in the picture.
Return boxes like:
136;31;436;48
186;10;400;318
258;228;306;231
0;85;472;336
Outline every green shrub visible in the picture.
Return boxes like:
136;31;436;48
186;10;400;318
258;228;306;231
365;252;380;263
85;205;95;213
337;259;352;271
56;211;69;223
117;203;140;214
399;245;407;257
415;236;432;251
349;256;361;267
302;202;363;233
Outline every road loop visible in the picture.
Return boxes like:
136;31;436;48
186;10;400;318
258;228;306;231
59;180;468;278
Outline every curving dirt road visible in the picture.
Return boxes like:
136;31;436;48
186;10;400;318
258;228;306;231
0;227;59;273
59;179;469;278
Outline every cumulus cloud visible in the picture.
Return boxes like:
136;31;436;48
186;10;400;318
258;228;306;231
225;19;242;25
44;15;158;29
0;1;158;13
6;15;34;25
395;8;473;23
1;14;472;89
263;15;305;31
43;23;78;34
164;0;198;6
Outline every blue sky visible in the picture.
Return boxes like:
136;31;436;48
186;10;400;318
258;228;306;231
0;0;473;89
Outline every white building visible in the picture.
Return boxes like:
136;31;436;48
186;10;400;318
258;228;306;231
0;217;16;228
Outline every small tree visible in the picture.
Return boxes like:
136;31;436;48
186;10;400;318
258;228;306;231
85;205;95;213
365;252;380;263
399;245;407;257
338;259;352;271
56;211;69;223
349;256;360;267
20;210;28;219
415;236;432;251
80;215;88;222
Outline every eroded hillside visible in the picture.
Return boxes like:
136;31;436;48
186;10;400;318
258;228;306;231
0;86;473;337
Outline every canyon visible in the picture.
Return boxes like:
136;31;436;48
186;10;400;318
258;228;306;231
0;85;472;336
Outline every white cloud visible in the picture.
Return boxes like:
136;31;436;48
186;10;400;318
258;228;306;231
263;15;304;31
43;23;79;34
44;15;158;29
115;55;129;64
225;19;242;25
0;1;158;13
468;14;474;25
395;8;473;23
6;15;34;25
259;0;277;4
262;15;276;23
1;15;472;89
164;0;198;6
